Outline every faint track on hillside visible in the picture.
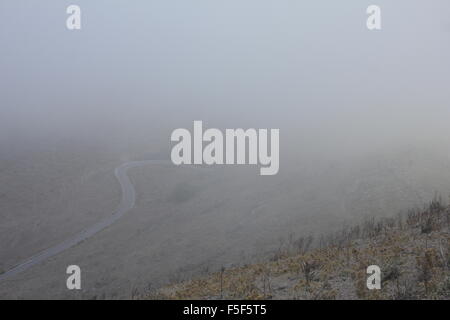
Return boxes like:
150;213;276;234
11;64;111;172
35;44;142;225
0;160;171;281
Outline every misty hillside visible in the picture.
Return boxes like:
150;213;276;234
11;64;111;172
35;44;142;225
144;199;450;300
2;144;450;299
1;1;450;302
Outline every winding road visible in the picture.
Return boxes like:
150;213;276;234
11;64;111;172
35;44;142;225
0;160;169;281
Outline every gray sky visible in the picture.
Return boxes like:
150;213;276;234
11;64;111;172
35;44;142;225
1;1;449;158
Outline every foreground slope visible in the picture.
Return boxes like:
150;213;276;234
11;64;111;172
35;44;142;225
145;199;450;300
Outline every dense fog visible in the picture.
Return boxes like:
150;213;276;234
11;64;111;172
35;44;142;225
0;1;449;298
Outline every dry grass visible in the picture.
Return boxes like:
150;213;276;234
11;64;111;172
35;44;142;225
140;198;450;300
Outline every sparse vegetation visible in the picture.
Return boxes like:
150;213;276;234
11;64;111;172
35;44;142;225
144;198;450;300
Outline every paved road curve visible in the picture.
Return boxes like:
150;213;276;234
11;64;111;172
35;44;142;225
0;160;169;281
